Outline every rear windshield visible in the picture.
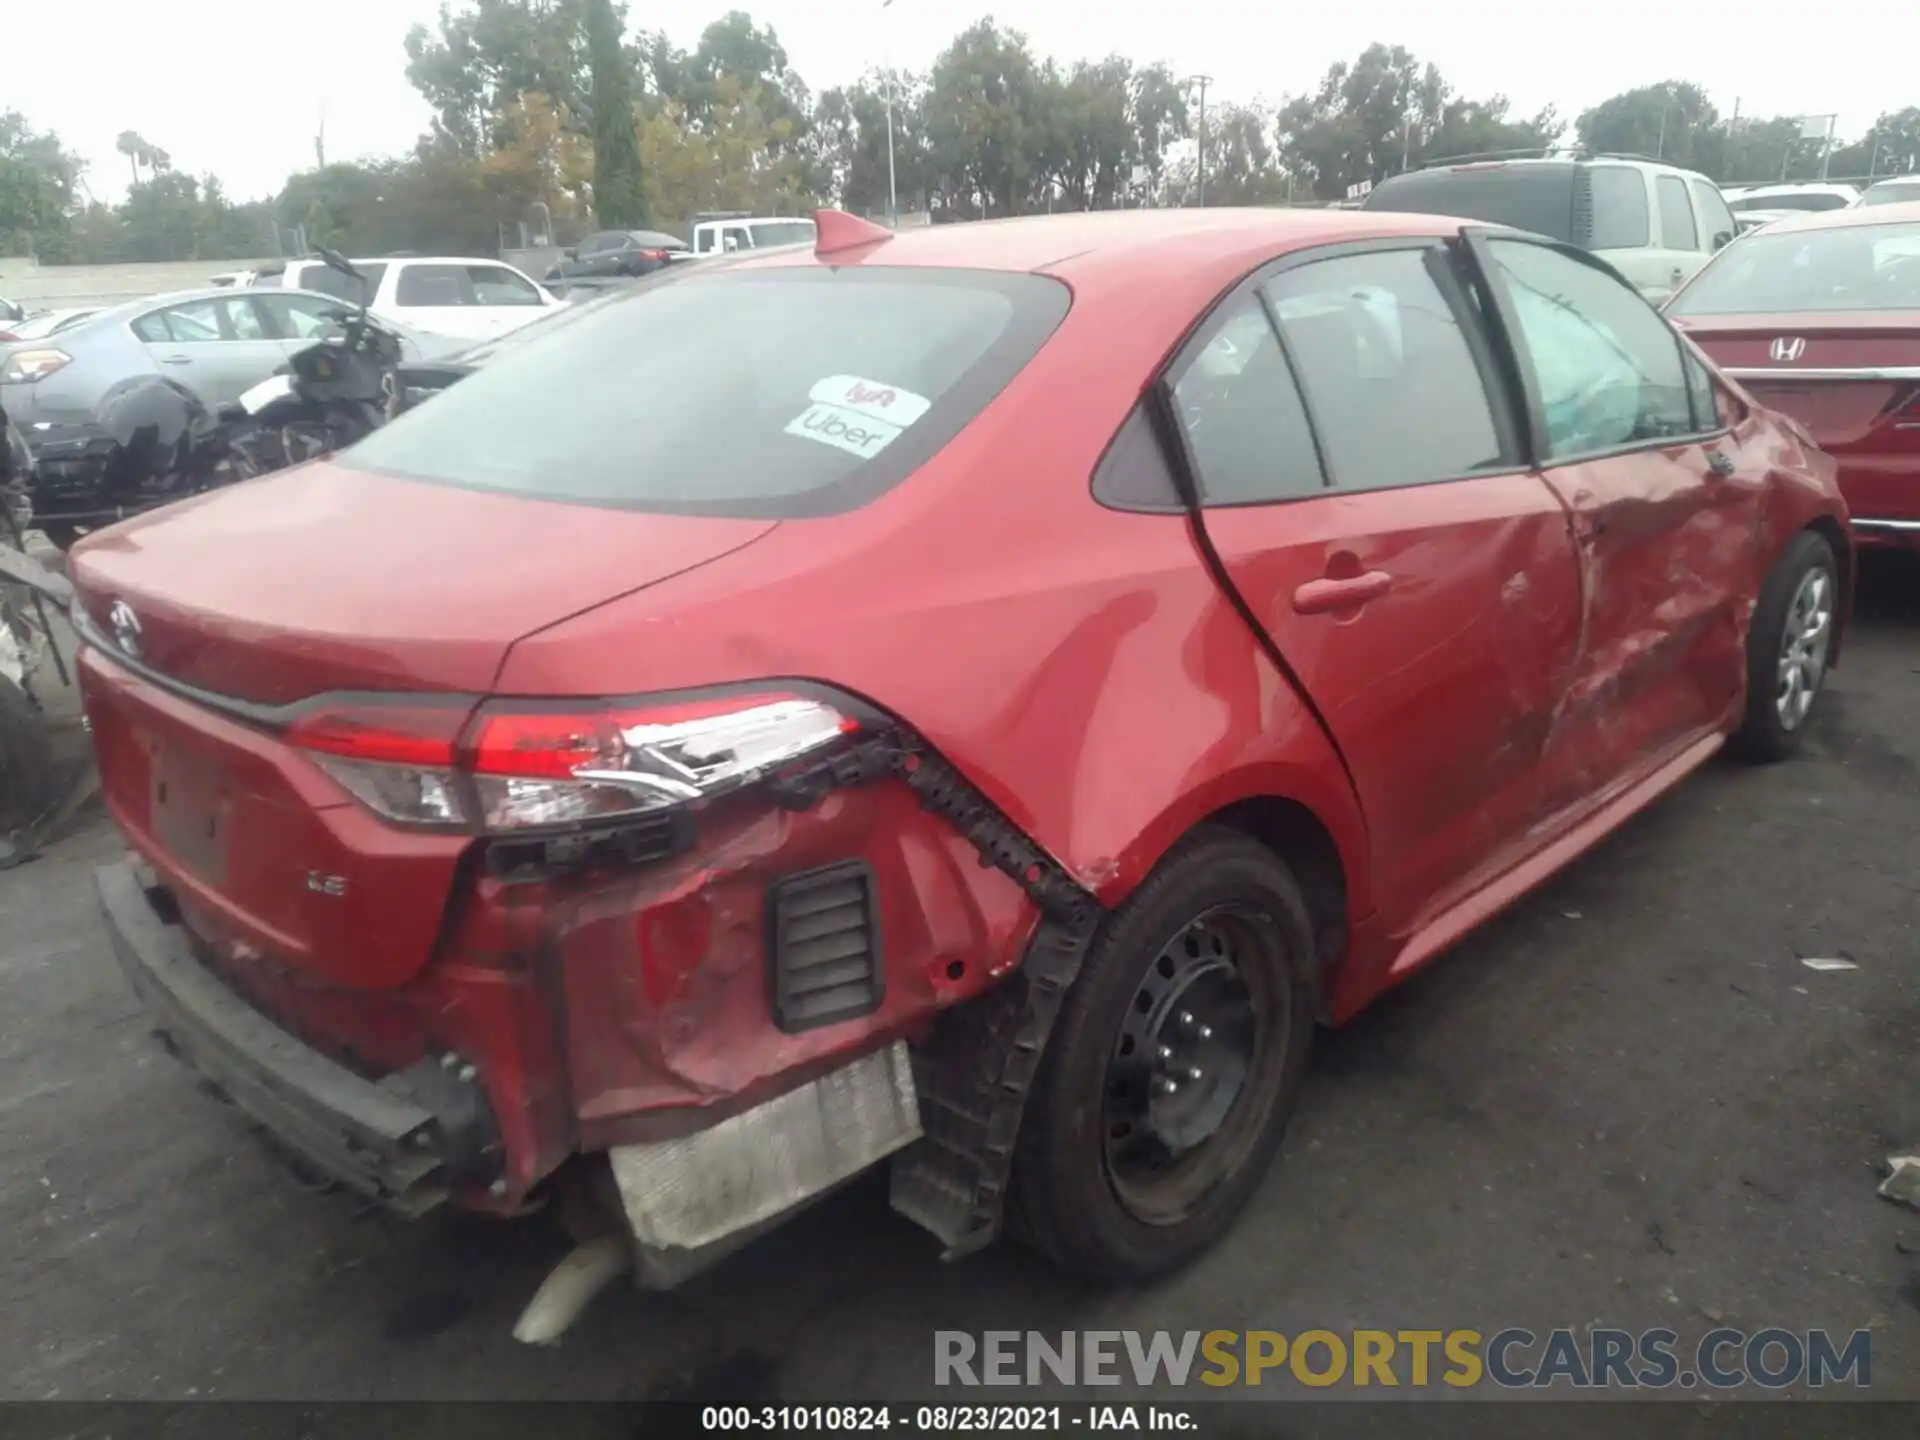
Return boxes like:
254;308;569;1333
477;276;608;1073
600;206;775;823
301;262;386;306
344;267;1071;518
1728;192;1852;214
1667;220;1920;315
1860;182;1920;208
1363;163;1576;243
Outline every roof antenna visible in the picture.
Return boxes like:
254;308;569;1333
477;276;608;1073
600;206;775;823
814;209;894;258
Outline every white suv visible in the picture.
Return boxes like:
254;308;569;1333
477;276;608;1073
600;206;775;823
1363;151;1739;303
250;256;561;341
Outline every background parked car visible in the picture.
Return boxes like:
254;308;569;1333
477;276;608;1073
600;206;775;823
545;229;691;285
250;255;561;341
1733;209;1799;236
1724;183;1860;215
0;298;22;325
4;286;461;542
1361;150;1737;302
1665;201;1920;553
1856;176;1920;208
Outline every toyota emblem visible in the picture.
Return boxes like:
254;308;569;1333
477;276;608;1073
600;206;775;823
108;599;142;659
1770;336;1807;363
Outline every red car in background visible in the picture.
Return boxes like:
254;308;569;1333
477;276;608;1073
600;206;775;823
68;208;1848;1298
1665;201;1920;550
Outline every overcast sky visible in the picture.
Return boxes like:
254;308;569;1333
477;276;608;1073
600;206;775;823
8;0;1910;203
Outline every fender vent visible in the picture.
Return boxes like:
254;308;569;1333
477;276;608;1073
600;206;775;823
768;860;884;1033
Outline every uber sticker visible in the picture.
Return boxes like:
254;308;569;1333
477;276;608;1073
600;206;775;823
808;375;932;427
785;402;904;460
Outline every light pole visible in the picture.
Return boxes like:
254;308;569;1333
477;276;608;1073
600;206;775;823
882;0;900;226
1189;74;1213;207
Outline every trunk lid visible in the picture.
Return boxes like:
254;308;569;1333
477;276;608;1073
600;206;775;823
1679;314;1920;520
71;462;778;992
69;461;779;704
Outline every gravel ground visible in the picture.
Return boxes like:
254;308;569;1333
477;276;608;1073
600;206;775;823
1;556;1916;1406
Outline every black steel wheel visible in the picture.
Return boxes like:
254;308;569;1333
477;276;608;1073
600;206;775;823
1012;826;1318;1281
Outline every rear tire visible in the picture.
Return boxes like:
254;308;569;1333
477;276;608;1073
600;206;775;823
1011;827;1318;1282
1729;530;1839;763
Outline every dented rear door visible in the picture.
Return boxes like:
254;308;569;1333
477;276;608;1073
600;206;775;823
1467;233;1758;816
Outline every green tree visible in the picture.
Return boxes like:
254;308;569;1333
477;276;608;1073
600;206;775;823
406;0;598;155
1575;82;1718;170
586;0;648;225
922;19;1052;218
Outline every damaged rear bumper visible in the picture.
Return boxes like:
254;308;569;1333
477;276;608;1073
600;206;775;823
97;859;499;1215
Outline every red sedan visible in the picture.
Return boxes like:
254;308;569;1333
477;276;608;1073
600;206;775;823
69;208;1848;1292
1665;200;1920;550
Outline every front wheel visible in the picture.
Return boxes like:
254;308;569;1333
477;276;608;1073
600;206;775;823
1729;530;1840;763
1011;827;1318;1281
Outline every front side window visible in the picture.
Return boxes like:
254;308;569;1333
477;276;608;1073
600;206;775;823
468;265;543;306
1264;247;1507;490
219;296;268;340
1587;166;1651;250
1168;296;1322;504
748;221;818;249
1657;176;1699;251
300;262;386;307
394;264;470;307
1484;238;1696;457
344;268;1070;518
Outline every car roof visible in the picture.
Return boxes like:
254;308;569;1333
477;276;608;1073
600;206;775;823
1742;200;1920;235
1734;182;1860;198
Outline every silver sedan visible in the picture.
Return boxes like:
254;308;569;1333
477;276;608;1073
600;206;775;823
1;284;460;439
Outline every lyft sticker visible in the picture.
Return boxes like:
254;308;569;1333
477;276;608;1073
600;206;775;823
785;402;904;460
808;375;932;427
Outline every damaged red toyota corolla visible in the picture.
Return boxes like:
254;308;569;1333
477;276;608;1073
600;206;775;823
69;208;1850;1299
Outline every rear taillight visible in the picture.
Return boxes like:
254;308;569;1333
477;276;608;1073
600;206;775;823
1;348;71;384
284;691;862;833
638;248;669;261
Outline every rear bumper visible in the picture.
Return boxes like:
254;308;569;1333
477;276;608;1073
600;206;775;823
97;858;500;1215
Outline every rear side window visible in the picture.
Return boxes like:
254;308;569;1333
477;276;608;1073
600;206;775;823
1363;163;1576;243
301;262;386;307
1587;167;1650;249
1690;181;1736;247
1656;176;1699;250
468;265;543;305
1264;248;1506;490
344;268;1071;518
1168;296;1322;504
1484;239;1695;457
749;221;817;249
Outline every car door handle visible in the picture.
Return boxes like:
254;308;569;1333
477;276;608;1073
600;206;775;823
1705;449;1737;478
1670;265;1685;284
159;354;193;365
1293;570;1393;615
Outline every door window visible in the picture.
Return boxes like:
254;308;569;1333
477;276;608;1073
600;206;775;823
219;296;268;340
1656;175;1699;251
1483;238;1698;457
260;293;355;339
136;298;227;343
1587;166;1650;249
467;265;544;306
1167;296;1323;504
1690;181;1736;248
1263;247;1508;491
394;264;471;307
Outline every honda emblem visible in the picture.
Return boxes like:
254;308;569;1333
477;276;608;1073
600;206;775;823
1770;336;1807;363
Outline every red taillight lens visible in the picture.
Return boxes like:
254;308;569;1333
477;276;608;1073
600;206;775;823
467;693;861;832
1;347;72;384
638;248;669;261
284;691;862;833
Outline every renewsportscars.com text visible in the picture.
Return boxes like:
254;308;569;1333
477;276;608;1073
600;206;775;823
934;1328;1871;1390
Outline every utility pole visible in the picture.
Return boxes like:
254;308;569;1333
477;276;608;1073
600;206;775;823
882;0;900;226
1190;74;1213;207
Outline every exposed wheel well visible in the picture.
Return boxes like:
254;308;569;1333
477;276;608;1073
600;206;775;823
1210;797;1349;1001
1803;515;1851;665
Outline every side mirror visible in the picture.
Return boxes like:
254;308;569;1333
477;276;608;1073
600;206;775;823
1711;231;1733;252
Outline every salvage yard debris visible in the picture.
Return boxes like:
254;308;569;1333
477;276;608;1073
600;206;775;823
1879;1154;1920;1212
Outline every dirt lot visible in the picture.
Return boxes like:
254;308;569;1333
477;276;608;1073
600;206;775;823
2;559;1917;1405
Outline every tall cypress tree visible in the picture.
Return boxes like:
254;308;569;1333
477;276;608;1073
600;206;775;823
586;0;649;227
